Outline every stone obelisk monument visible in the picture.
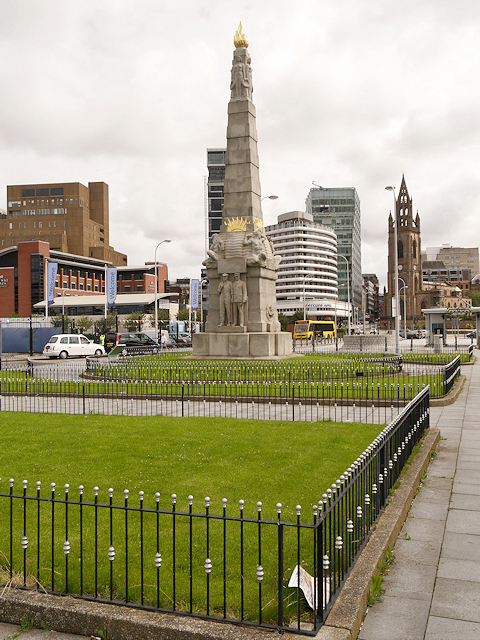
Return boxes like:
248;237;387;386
193;24;292;359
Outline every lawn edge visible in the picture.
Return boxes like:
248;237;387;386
0;429;440;640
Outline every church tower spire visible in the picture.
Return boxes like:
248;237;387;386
385;176;423;328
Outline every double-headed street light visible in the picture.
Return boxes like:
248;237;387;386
337;254;351;335
386;186;400;353
154;239;172;343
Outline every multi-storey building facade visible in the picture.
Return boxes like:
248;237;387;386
265;211;347;319
363;274;380;321
206;149;226;250
305;186;362;320
0;241;167;317
422;245;479;280
4;182;127;265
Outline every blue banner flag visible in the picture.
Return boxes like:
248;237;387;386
106;267;117;308
190;279;199;310
46;261;58;306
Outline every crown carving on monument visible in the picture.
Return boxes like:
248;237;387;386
254;217;263;232
227;217;248;232
234;22;249;48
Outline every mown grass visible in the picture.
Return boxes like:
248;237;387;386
0;371;448;399
88;353;402;383
0;412;383;622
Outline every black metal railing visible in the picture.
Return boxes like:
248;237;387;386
0;387;430;634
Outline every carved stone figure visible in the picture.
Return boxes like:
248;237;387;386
263;236;282;270
218;273;233;326
244;230;267;266
203;234;225;267
230;54;252;101
232;273;247;326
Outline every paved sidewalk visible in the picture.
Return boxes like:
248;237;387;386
359;355;480;639
0;621;90;639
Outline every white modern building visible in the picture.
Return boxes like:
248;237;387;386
265;211;349;320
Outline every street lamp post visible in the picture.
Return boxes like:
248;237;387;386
399;277;407;338
386;186;400;353
61;289;69;333
199;278;208;332
154;239;172;343
337;254;351;335
302;275;316;321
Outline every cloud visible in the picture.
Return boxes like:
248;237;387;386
1;0;480;287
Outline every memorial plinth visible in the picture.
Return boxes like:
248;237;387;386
192;23;292;360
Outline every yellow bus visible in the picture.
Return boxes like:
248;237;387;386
294;320;336;340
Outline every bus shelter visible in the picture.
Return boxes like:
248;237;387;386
422;307;480;348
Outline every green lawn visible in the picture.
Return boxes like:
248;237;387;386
0;371;447;399
0;412;383;621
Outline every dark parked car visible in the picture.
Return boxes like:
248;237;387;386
104;331;159;354
169;332;192;347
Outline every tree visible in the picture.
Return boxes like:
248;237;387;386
278;312;289;332
157;308;170;327
471;291;480;307
177;308;190;321
77;316;93;332
51;315;71;328
123;312;145;332
291;309;305;323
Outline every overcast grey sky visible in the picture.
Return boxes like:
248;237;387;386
1;0;479;287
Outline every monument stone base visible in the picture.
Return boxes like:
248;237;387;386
192;331;293;359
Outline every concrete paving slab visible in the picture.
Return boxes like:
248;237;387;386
437;557;480;583
451;481;480;496
380;561;437;600
0;624;89;640
17;632;90;639
359;596;430;640
408;500;449;521
456;454;480;464
420;476;453;492
425;616;480;640
430;577;480;623
0;623;21;639
455;460;480;471
392;537;442;566
441;531;480;562
450;492;480;510
454;469;480;485
412;486;450;504
446;508;480;534
399;515;445;542
425;465;455;478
